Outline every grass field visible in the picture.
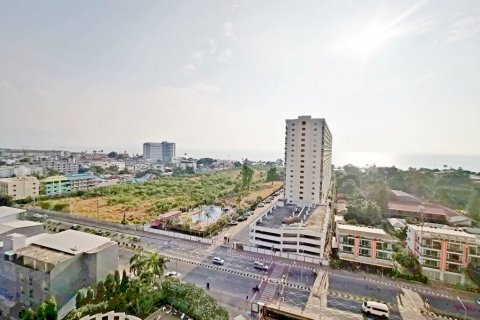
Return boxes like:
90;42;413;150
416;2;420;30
35;169;282;224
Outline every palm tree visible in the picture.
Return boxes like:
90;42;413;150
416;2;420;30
129;249;169;283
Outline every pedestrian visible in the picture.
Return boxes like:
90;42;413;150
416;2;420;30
246;295;248;301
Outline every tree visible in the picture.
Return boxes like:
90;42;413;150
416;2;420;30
19;308;35;320
114;270;121;292
43;296;58;320
233;161;242;168
76;291;84;308
266;167;280;182
107;165;119;173
468;188;480;222
120;269;130;292
95;281;106;302
0;195;13;206
104;274;115;299
84;287;94;304
108;151;119;158
129;250;169;283
240;162;254;193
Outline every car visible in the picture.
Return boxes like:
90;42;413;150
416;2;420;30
229;221;239;226
257;203;265;208
253;261;269;271
165;271;181;279
212;257;224;265
245;211;254;216
237;216;248;222
477;298;480;306
32;213;45;219
70;224;81;230
362;301;389;318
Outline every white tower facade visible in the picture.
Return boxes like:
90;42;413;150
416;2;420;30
284;116;332;205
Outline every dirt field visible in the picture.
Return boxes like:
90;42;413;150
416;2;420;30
34;169;283;224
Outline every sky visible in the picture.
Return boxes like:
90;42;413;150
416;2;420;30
1;0;480;162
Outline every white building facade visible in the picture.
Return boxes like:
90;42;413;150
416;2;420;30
284;116;332;205
143;142;176;163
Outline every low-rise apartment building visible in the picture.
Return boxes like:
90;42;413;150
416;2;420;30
0;230;118;318
42;173;100;196
42;175;70;196
0;176;39;200
0;166;44;178
87;160;126;171
407;224;480;285
41;160;79;174
335;223;396;268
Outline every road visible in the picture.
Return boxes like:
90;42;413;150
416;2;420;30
28;209;480;320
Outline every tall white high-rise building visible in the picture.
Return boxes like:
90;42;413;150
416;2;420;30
284;116;332;205
143;142;176;163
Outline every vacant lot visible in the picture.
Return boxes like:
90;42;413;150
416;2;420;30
35;169;283;224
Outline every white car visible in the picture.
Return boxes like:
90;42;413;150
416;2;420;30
229;221;239;226
212;257;224;265
477;297;480;306
362;301;389;318
165;271;181;279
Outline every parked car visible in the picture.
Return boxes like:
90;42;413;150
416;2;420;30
257;203;265;208
165;271;181;279
253;261;269;271
477;297;480;306
212;257;224;265
70;224;81;230
32;213;45;219
229;221;239;226
362;301;389;318
237;216;248;222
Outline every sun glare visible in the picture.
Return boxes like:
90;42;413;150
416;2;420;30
333;22;394;58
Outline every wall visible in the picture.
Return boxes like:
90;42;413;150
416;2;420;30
143;226;213;244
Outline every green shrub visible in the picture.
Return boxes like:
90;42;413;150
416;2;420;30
39;201;51;210
52;203;68;212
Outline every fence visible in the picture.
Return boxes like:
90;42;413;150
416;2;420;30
242;244;328;265
28;208;140;231
143;226;213;244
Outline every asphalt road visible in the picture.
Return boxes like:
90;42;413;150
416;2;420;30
31;212;480;320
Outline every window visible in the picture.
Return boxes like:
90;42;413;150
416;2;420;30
301;144;305;147
301;155;304;158
359;248;371;257
300;165;304;168
302;121;306;125
292;128;295;131
360;239;371;248
301;149;305;152
300;186;303;189
314;128;317;131
301;160;304;163
301;138;305;141
300;176;304;178
299;196;303;200
300;191;303;194
300;181;304;184
290;175;293;178
302;133;305;136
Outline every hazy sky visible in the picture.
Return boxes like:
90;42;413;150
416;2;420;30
1;0;479;160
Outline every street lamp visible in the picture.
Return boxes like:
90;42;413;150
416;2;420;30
457;296;466;320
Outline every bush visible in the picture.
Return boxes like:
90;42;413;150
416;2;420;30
39;202;52;210
52;203;68;212
389;269;428;284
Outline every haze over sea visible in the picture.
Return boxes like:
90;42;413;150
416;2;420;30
178;149;480;173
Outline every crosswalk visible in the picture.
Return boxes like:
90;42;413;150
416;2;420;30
260;282;278;304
